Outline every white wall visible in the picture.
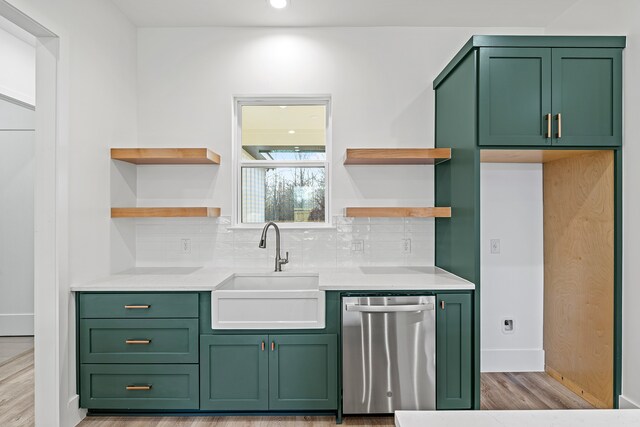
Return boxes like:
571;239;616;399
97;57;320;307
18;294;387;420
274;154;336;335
4;0;138;425
0;21;35;104
545;0;640;409
136;26;542;218
133;26;542;268
480;163;545;372
0;99;34;335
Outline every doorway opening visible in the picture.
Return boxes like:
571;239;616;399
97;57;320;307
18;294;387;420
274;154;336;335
0;1;59;425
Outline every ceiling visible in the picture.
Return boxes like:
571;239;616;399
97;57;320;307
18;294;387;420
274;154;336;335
111;0;580;28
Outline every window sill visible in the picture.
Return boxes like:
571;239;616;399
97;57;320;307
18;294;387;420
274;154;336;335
226;224;337;231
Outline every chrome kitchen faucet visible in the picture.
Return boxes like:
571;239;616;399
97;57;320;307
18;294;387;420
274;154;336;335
258;221;289;272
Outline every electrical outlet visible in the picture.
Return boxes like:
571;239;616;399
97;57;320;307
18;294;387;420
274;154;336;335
351;239;364;252
181;238;192;254
502;318;514;334
490;239;501;254
402;238;412;254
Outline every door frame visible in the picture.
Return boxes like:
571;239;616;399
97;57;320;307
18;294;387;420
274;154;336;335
0;1;71;425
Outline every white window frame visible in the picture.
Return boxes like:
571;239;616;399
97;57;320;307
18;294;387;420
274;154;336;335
232;95;332;229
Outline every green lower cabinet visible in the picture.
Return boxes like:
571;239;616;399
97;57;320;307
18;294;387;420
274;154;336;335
436;293;472;410
199;334;337;412
200;335;269;411
269;334;337;410
80;364;199;410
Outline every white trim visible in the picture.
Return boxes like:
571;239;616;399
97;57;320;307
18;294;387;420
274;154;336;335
481;349;545;372
619;395;640;409
232;95;332;228
0;91;35;110
0;313;34;335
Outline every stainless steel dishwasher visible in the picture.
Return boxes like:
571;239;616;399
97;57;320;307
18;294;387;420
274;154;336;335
342;295;436;414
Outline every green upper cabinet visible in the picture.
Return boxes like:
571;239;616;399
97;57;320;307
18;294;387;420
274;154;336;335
551;48;622;147
200;335;269;411
268;334;337;411
436;293;472;410
465;37;624;147
479;47;552;146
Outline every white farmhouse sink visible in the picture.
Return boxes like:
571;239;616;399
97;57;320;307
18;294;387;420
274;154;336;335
211;273;325;330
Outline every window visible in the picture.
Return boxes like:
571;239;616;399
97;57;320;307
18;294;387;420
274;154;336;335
234;97;331;226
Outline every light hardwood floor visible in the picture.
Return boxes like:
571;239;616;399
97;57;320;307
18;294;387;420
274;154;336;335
0;348;35;426
481;372;594;410
0;337;34;364
0;347;595;427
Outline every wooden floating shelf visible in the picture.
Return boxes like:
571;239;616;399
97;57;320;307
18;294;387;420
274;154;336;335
111;148;220;165
345;207;452;218
111;207;221;218
344;148;451;165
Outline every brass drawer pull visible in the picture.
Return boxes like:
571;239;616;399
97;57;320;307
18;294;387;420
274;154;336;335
261;341;265;351
124;305;151;309
440;301;445;310
125;339;151;345
271;341;275;351
126;385;152;391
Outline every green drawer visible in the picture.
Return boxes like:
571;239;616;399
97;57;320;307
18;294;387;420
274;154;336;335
80;364;199;410
80;318;198;364
79;293;198;319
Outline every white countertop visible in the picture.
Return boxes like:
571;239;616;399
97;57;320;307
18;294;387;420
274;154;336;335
395;410;640;427
70;265;474;292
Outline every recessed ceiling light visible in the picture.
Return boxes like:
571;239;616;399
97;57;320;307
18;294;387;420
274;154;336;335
269;0;288;10
288;130;296;134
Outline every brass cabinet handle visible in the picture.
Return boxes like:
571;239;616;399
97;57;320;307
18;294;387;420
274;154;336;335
124;305;150;309
125;339;151;345
261;341;265;351
545;113;551;138
126;385;152;391
440;301;445;310
556;113;562;138
271;341;275;351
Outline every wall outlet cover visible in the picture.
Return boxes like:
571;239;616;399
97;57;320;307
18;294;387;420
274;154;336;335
181;238;192;254
351;239;364;252
490;239;501;254
502;318;515;334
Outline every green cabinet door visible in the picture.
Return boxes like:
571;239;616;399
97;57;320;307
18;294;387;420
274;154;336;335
269;334;337;410
200;335;269;411
436;293;472;410
479;47;552;146
551;48;622;147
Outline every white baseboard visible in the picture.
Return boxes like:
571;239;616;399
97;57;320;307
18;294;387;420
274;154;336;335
619;395;640;409
0;313;34;335
481;349;545;372
65;394;87;427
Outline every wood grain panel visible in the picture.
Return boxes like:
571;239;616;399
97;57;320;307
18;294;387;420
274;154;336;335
111;207;221;218
111;148;220;165
543;150;614;409
345;207;451;218
480;149;596;164
344;148;451;165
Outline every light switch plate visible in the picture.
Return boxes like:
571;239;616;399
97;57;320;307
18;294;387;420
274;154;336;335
490;239;500;254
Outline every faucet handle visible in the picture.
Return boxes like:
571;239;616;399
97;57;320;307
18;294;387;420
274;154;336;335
283;252;289;264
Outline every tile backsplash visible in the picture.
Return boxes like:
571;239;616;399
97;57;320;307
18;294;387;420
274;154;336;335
134;216;434;269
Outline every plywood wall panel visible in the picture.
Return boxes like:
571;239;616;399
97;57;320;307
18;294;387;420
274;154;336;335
543;150;614;409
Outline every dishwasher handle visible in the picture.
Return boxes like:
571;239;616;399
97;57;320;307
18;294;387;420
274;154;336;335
345;303;435;313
